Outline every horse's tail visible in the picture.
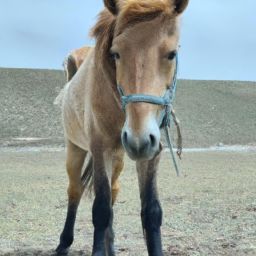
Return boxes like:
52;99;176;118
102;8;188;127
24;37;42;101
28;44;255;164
53;52;78;107
81;156;94;195
63;54;78;82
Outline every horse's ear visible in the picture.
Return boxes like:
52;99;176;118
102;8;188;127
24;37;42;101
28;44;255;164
173;0;189;15
104;0;118;15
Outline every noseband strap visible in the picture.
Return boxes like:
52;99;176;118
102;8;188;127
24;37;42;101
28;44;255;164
117;52;182;176
117;86;173;128
117;87;171;109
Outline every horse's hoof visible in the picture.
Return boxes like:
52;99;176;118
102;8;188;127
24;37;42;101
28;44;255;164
55;244;69;256
107;245;115;256
92;251;105;256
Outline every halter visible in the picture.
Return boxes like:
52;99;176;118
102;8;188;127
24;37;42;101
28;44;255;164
117;52;182;176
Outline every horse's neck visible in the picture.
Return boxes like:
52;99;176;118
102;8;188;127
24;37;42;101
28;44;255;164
93;55;119;107
91;55;124;137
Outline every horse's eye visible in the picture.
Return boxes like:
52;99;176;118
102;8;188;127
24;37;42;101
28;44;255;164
110;51;120;60
167;51;177;61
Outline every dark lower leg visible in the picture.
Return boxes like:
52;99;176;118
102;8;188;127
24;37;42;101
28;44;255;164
141;198;163;256
105;211;115;256
137;154;163;256
92;178;111;256
56;201;79;255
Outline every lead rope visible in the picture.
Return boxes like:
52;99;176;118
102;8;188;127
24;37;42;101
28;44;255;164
171;109;182;159
164;126;180;176
164;52;182;177
163;109;182;177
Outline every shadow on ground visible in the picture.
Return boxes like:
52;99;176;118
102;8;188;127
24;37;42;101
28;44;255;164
0;249;189;256
0;249;89;256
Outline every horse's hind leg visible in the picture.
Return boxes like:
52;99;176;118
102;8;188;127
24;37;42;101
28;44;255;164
111;153;124;205
136;151;163;256
105;152;124;255
56;140;87;255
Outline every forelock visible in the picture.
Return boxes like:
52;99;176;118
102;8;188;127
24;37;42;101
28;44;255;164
116;0;174;34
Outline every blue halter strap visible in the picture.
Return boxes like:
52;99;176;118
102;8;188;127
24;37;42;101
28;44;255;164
117;51;178;126
117;51;182;176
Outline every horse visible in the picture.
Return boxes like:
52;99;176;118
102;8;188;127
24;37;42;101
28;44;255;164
62;46;92;82
56;0;189;255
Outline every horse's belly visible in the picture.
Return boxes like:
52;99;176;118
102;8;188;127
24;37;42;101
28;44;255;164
64;114;89;151
62;85;90;151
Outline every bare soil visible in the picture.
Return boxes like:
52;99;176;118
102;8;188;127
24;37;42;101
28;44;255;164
0;151;255;256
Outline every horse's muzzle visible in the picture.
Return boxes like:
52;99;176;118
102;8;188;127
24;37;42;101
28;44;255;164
121;128;160;160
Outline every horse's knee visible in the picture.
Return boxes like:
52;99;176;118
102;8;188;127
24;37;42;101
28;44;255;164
141;200;162;231
67;183;82;203
66;165;83;203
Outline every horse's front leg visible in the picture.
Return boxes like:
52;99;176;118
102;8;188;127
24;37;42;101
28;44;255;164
137;151;163;256
92;149;113;256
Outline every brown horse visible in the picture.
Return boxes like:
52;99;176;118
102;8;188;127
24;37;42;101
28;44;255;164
56;0;189;255
62;46;92;82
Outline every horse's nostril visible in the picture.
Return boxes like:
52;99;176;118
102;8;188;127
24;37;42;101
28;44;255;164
149;134;157;147
123;131;128;145
122;129;159;159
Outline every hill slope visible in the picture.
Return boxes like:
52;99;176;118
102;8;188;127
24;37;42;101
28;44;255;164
0;68;255;147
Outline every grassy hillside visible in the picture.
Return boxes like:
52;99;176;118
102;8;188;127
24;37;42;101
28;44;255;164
0;68;255;147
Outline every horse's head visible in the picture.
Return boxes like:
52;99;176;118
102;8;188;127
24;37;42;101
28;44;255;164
103;0;188;160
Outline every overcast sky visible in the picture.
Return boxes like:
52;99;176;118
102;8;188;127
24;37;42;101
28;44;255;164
1;0;255;81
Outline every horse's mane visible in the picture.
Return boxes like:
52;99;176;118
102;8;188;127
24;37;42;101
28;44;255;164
91;10;116;81
91;0;174;80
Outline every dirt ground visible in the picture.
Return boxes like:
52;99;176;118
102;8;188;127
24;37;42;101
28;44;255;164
0;150;255;256
1;63;255;256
